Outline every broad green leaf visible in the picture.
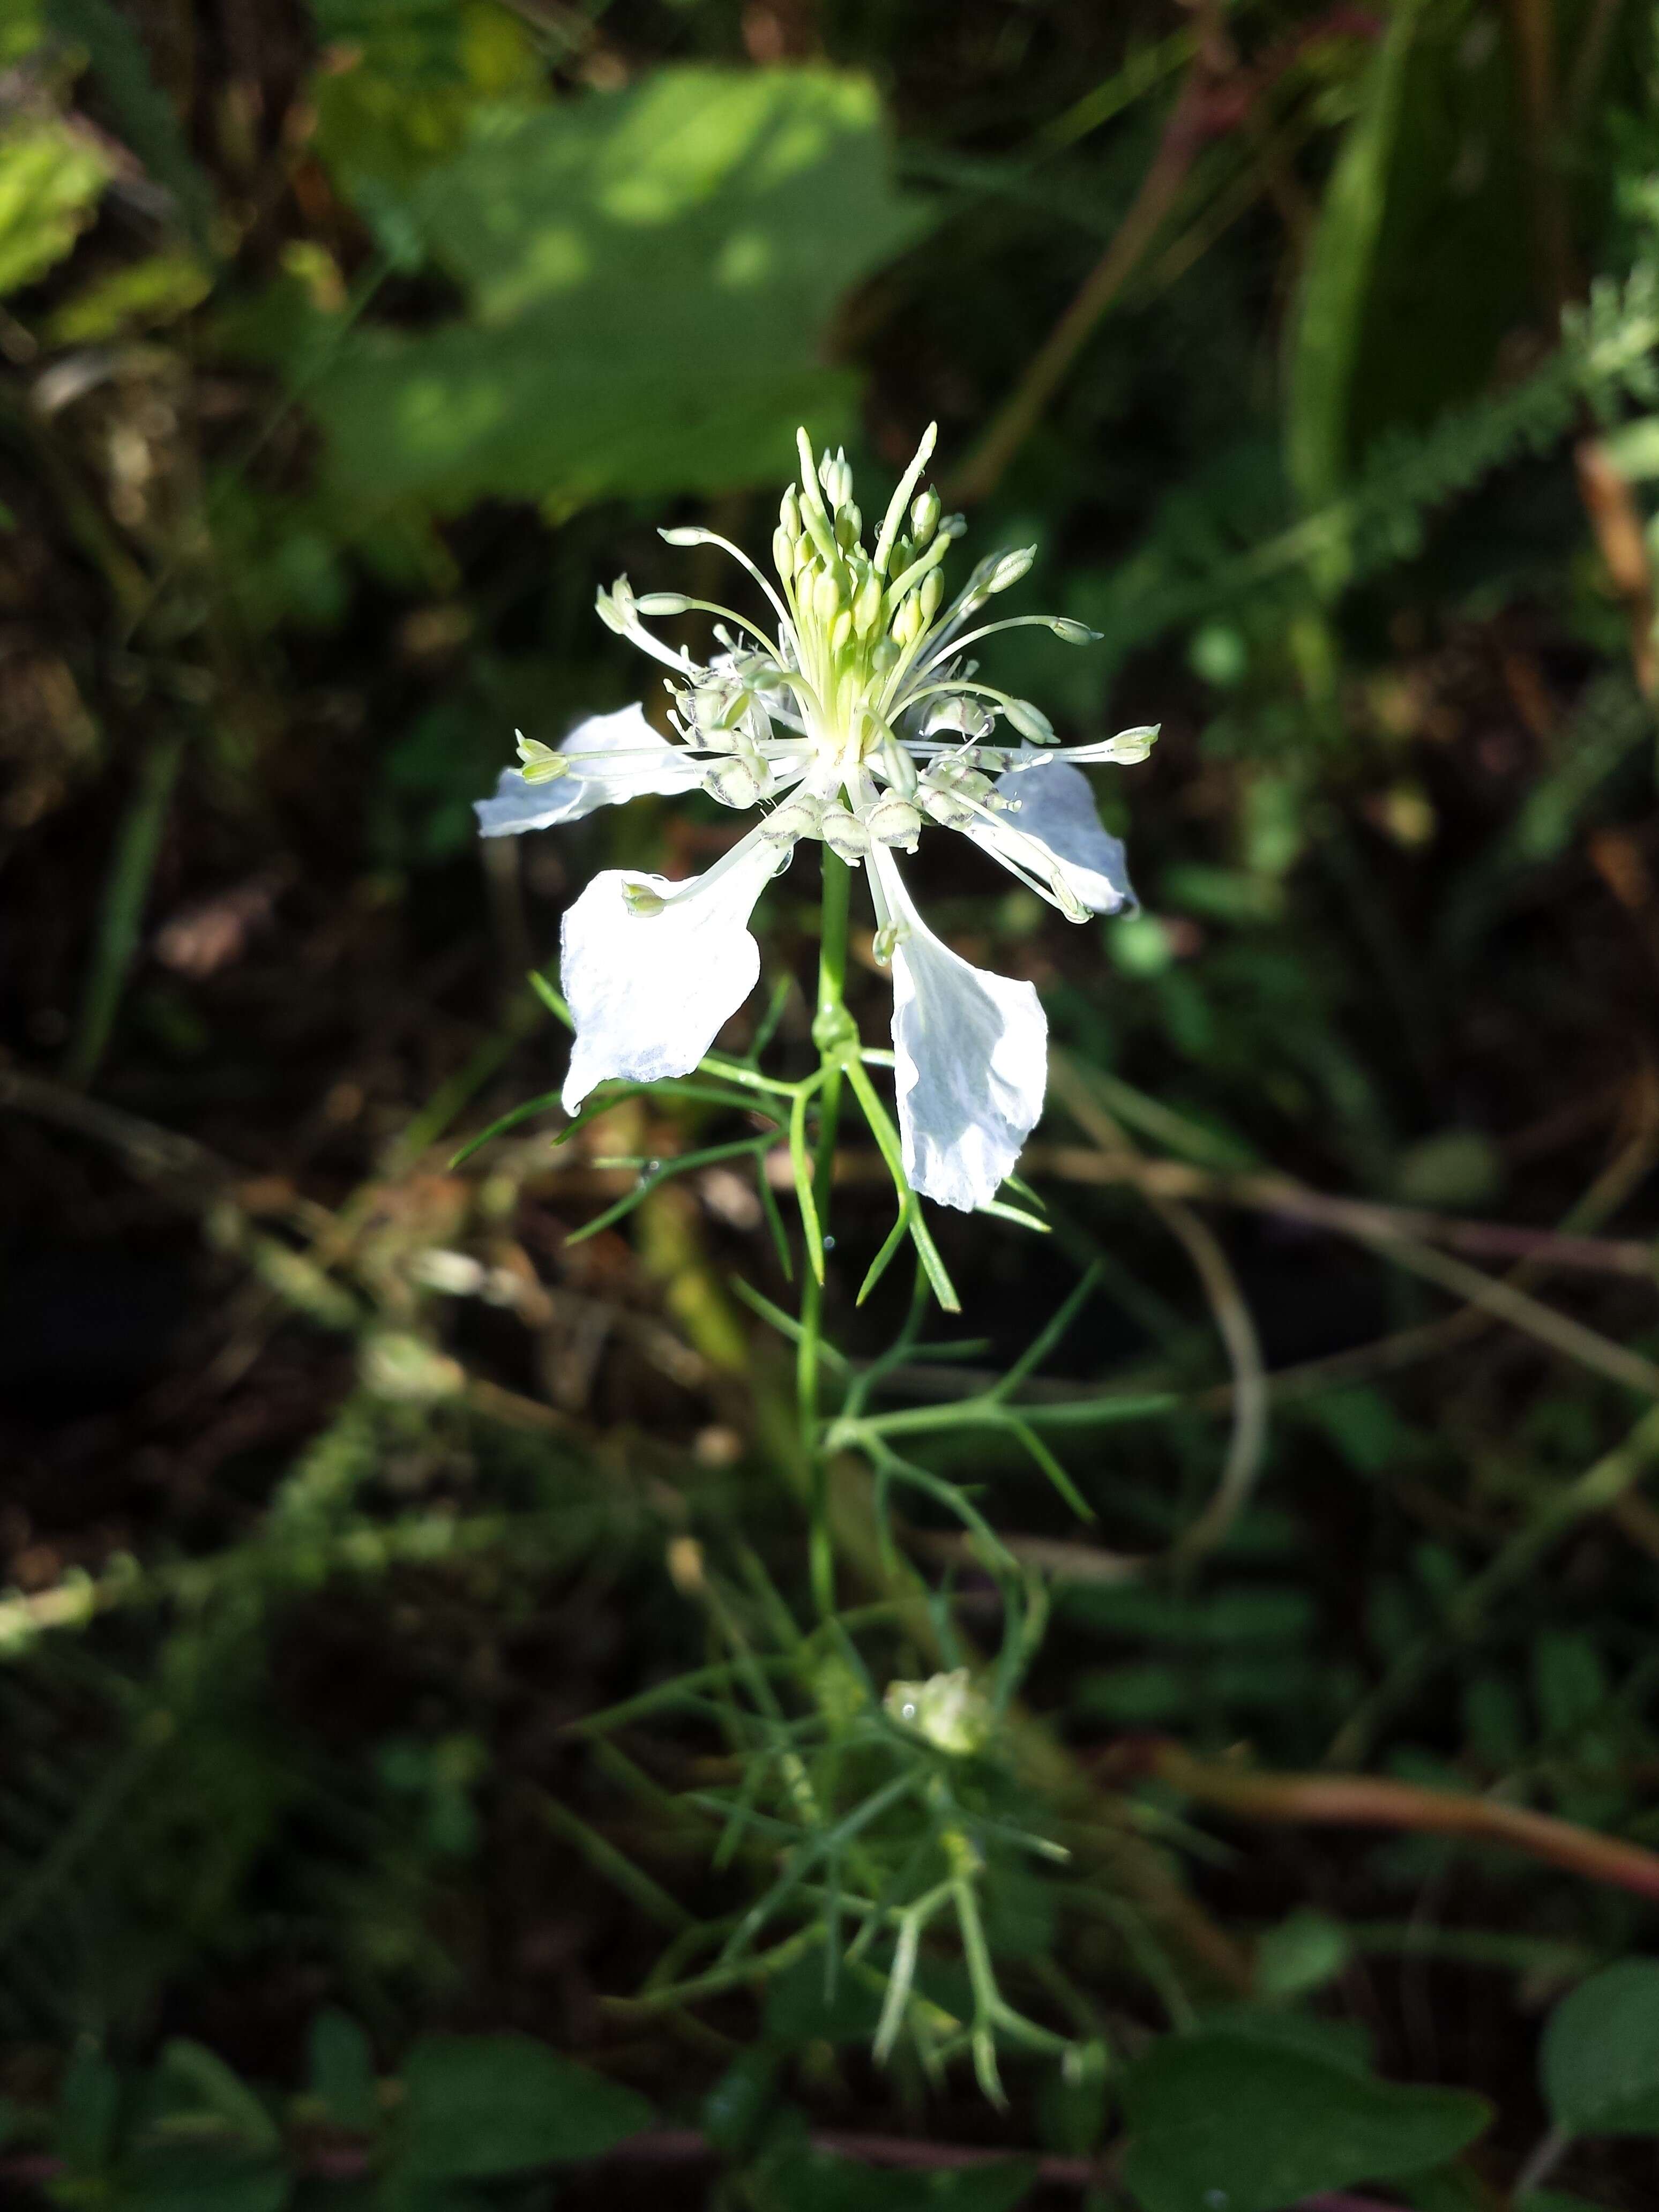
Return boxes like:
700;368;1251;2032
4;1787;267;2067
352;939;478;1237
1122;2030;1490;2212
308;2011;380;2134
147;2041;280;2157
114;2154;292;2212
277;68;926;516
1541;1960;1659;2135
1288;0;1533;531
757;2145;1034;2212
55;2045;122;2173
1286;0;1424;514
0;118;109;297
395;2034;653;2178
1254;1909;1351;2002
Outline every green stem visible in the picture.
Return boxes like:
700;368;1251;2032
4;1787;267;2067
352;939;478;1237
800;853;853;1618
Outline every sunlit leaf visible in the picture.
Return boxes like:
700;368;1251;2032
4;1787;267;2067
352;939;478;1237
0;119;109;297
272;68;929;515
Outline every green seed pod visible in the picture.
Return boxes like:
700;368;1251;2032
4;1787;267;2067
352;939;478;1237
622;880;666;916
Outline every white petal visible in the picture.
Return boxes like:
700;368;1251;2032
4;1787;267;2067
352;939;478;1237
873;851;1047;1212
974;755;1136;915
475;704;702;836
559;828;782;1114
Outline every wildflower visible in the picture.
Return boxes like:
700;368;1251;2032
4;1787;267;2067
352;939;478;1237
476;427;1153;1210
884;1668;993;1756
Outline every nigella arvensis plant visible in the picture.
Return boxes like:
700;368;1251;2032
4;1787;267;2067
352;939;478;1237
469;432;1161;2101
477;424;1154;1259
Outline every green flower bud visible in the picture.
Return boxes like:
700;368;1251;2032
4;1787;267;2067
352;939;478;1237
829;606;854;654
1002;697;1055;744
1102;723;1158;763
910;486;940;546
634;592;693;615
1048;616;1101;643
595;575;636;634
853;569;884;636
835;502;862;550
985;546;1036;595
773;526;794;577
919;569;943;624
779;485;802;540
884;1669;991;1756
877;730;917;795
514;732;570;784
812;565;845;624
893;594;925;647
622;880;666;916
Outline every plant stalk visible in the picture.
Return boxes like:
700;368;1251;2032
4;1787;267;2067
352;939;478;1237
799;851;852;1617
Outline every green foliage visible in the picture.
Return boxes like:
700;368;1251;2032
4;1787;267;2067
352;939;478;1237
276;68;928;518
42;0;217;250
1541;1961;1659;2136
47;250;211;343
1122;2028;1490;2212
751;2142;1035;2212
0;116;108;296
391;2035;653;2178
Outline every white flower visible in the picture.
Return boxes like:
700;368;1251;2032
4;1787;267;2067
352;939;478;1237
475;427;1154;1210
883;1668;992;1755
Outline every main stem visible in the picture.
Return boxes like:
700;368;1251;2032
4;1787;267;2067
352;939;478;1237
800;850;851;1619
